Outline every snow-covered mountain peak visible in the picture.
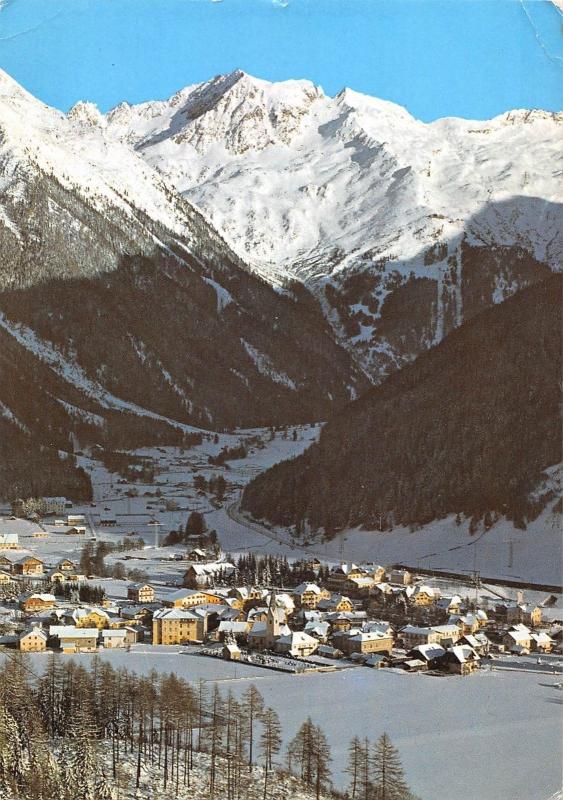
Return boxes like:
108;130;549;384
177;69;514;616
100;70;325;155
67;100;105;128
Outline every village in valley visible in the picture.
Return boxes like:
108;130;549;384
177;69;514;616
0;427;560;678
0;430;561;800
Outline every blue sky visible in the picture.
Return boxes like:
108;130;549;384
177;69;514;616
0;0;561;121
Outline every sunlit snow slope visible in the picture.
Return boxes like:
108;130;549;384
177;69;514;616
81;70;562;377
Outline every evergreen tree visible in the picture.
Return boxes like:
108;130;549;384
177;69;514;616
259;707;282;800
371;733;411;800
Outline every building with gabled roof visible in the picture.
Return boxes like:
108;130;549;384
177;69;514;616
18;627;47;652
183;561;235;588
49;625;98;653
0;533;20;550
127;583;156;603
442;645;480;675
275;631;319;658
19;593;56;613
13;556;44;576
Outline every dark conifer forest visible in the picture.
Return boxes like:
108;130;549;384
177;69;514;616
242;275;562;532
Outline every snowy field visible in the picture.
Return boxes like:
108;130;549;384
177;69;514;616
8;647;562;800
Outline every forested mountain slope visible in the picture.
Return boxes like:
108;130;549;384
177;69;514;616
0;69;365;499
0;69;365;437
242;275;562;531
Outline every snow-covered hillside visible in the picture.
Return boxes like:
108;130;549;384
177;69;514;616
0;68;366;442
82;69;562;376
97;70;561;271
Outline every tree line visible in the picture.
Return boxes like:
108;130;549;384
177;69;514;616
0;654;419;800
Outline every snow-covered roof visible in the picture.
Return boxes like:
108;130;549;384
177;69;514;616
431;624;460;635
530;632;553;644
187;561;235;576
101;629;127;638
23;593;56;603
401;625;432;635
218;621;249;634
447;645;479;663
49;625;98;638
293;582;322;595
277;631;318;647
348;630;391;642
153;608;201;620
19;627;47;640
411;643;446;660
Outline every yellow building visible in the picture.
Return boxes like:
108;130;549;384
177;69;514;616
317;594;354;613
293;583;329;609
152;608;206;644
410;586;439;606
18;628;48;652
164;588;223;609
342;630;394;656
74;608;110;629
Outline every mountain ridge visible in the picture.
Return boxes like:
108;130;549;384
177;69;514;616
65;69;562;378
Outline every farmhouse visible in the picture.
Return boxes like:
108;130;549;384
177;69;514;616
503;625;532;654
19;593;56;613
407;643;446;669
0;570;14;585
0;533;20;550
18;628;48;652
442;645;480;676
183;562;235;589
292;582;327;609
13;556;44;576
57;559;76;573
127;583;156;603
72;607;110;629
530;632;553;653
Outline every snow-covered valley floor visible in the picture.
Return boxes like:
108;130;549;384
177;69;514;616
8;647;562;800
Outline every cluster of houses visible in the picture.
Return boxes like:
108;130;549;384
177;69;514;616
0;553;87;589
0;547;560;673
